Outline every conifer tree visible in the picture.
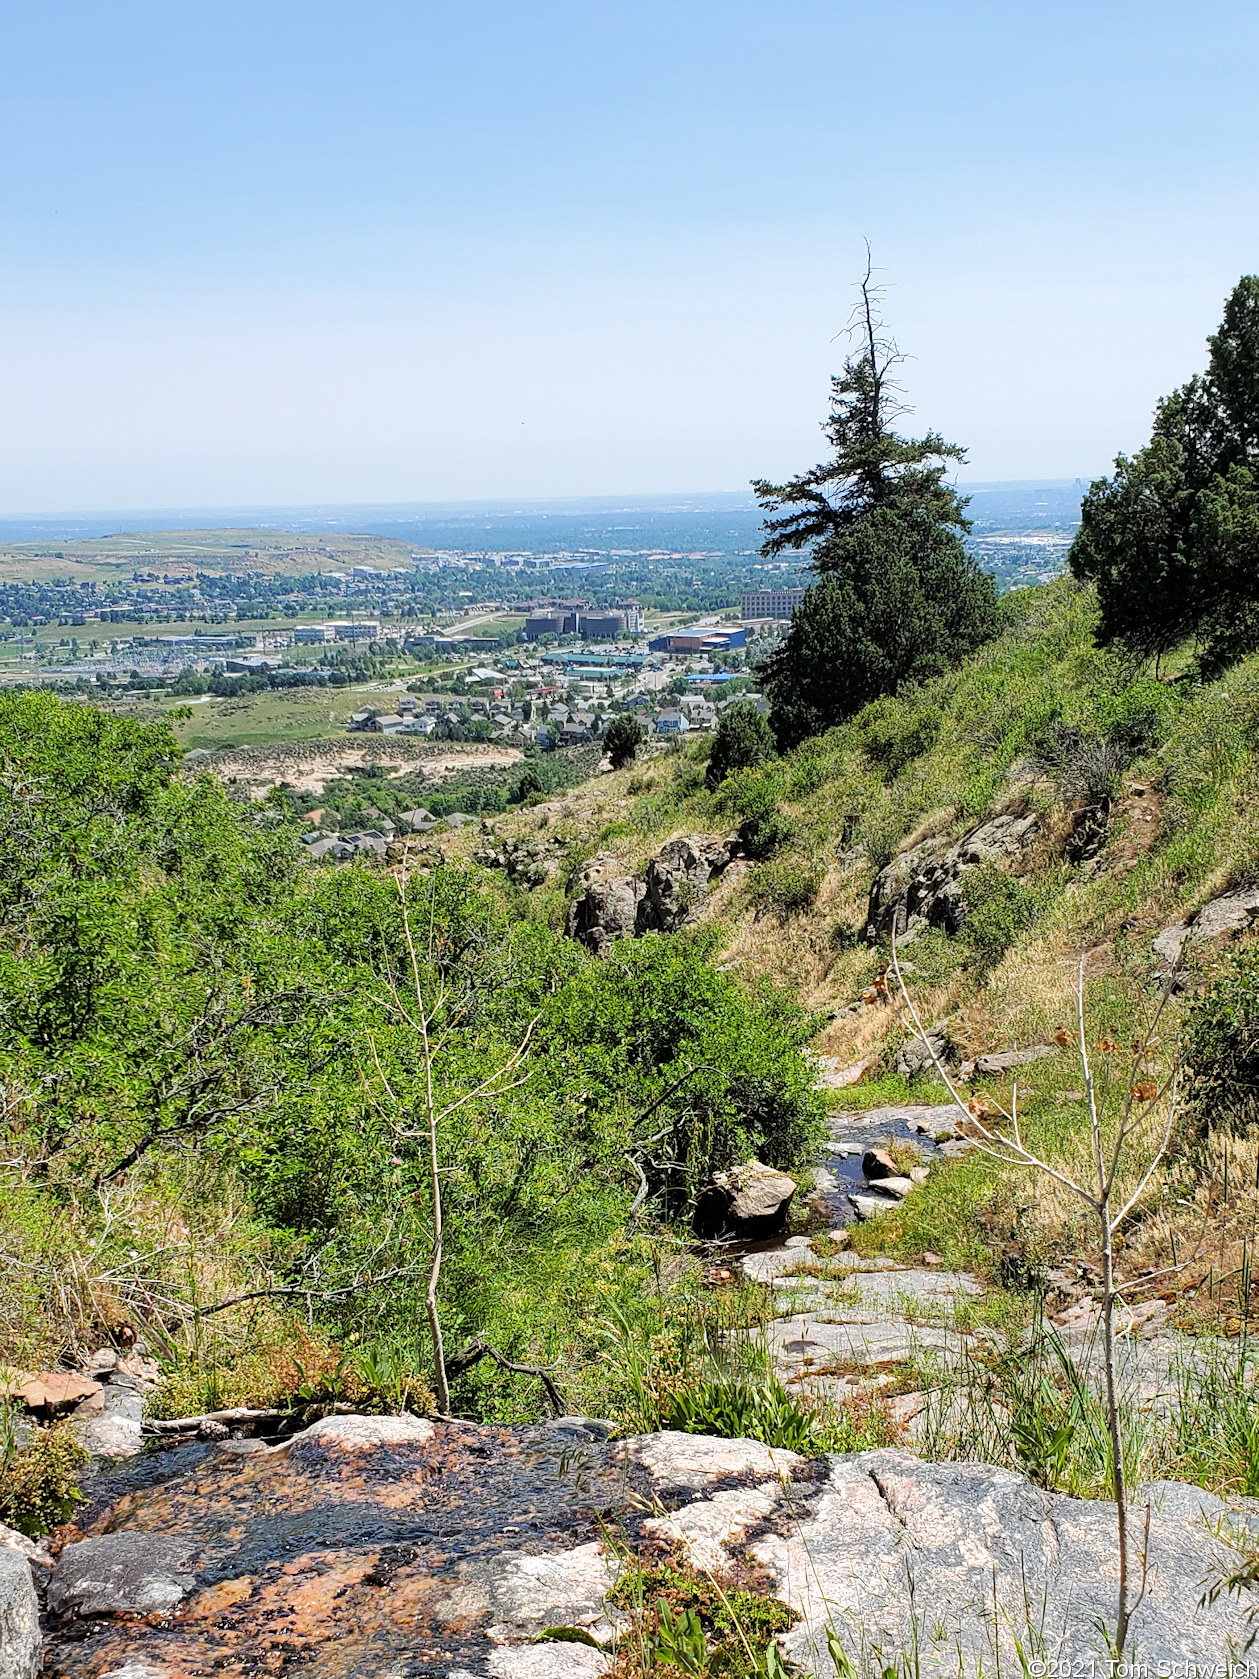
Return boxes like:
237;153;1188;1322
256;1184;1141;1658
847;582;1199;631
754;259;997;748
1069;276;1259;673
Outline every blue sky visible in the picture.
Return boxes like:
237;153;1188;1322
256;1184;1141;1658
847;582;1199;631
0;0;1255;512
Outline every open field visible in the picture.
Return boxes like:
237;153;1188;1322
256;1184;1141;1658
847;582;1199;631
0;527;425;581
202;735;524;799
165;687;368;751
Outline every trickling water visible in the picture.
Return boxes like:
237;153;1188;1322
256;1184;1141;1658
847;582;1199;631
813;1105;950;1227
44;1423;660;1679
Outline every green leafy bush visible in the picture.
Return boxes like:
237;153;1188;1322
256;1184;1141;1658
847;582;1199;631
705;700;775;790
603;713;644;770
1183;948;1259;1134
746;857;823;918
858;701;943;781
957;865;1043;967
0;1422;88;1536
739;810;795;861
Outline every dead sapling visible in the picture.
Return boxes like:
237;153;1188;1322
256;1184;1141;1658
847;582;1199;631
890;932;1179;1662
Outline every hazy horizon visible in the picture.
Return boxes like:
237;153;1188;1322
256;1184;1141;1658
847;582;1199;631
0;481;1087;551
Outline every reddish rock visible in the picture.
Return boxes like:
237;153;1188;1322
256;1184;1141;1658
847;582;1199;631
2;1372;102;1414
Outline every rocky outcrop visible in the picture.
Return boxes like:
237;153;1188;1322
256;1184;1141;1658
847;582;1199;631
476;834;555;889
35;1403;1259;1675
1153;882;1259;971
0;1548;39;1679
866;812;1040;941
770;1452;1256;1671
565;878;644;955
636;835;733;934
960;1042;1055;1075
566;835;734;954
893;1020;951;1076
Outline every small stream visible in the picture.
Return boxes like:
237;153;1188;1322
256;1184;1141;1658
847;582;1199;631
46;1422;658;1679
810;1102;956;1227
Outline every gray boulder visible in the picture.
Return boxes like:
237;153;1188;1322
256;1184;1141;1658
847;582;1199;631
697;1159;796;1236
866;812;1040;941
963;1042;1055;1075
894;1022;951;1076
0;1548;39;1679
48;1532;197;1619
72;1377;144;1458
565;877;644;956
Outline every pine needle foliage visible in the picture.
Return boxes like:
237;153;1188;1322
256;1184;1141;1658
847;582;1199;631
753;257;998;748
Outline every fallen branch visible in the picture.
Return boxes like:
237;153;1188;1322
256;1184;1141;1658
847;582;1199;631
142;1406;295;1435
188;1267;424;1320
445;1335;565;1415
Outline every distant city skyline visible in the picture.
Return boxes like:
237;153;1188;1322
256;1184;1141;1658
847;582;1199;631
0;2;1255;512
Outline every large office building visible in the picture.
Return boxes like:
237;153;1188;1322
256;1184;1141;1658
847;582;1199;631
740;587;805;621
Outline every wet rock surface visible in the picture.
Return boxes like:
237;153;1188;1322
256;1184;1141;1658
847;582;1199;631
30;1391;1259;1674
40;1417;801;1679
48;1532;197;1619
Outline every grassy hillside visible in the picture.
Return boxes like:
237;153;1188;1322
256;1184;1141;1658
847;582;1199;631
437;576;1259;1319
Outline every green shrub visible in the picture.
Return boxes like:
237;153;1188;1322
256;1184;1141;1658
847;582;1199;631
746;857;823;918
858;700;943;781
717;765;794;859
706;700;775;790
610;1557;797;1679
603;713;644;770
0;1421;88;1536
957;865;1043;967
511;767;545;804
739;810;795;861
1183;947;1259;1134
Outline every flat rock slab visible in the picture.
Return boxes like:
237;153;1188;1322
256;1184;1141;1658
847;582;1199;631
768;1312;961;1376
757;1450;1259;1670
830;1104;960;1138
34;1415;1259;1675
37;1418;793;1679
757;1258;985;1406
48;1532;197;1619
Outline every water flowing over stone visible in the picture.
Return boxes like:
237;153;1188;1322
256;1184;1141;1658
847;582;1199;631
37;1410;1259;1675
